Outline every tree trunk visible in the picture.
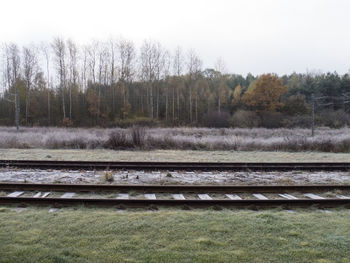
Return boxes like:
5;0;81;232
25;83;30;125
15;92;20;132
112;84;115;115
47;90;50;125
177;84;180;122
172;84;175;123
189;84;192;123
62;86;66;119
69;85;72;120
150;83;153;119
195;89;198;123
156;85;159;119
123;82;126;107
97;86;100;123
165;84;168;122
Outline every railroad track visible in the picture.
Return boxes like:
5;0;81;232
1;183;349;208
1;160;350;171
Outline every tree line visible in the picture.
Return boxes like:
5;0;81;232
0;37;350;128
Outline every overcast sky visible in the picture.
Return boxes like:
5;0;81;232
1;0;350;75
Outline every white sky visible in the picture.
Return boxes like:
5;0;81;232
1;0;350;75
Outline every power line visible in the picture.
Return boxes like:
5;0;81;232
310;93;350;137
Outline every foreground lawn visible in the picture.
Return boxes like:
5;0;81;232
0;207;350;263
0;149;349;162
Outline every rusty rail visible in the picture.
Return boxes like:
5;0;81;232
1;160;350;171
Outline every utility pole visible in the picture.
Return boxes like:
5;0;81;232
311;93;315;137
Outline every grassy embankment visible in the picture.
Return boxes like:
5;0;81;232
0;207;350;263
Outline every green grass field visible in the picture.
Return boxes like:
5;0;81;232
0;207;350;263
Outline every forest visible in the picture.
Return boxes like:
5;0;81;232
1;38;350;128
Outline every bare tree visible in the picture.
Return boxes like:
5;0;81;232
140;40;162;119
161;50;171;121
96;41;110;121
98;42;109;85
154;44;164;120
22;45;38;125
214;57;226;74
2;43;21;89
214;57;228;113
51;37;67;119
2;43;21;131
187;49;202;123
81;45;88;91
41;43;51;125
67;39;79;120
117;38;135;118
108;38;117;114
8;44;21;87
173;47;184;122
87;40;99;84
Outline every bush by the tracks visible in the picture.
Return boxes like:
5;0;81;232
1;126;350;152
131;126;146;147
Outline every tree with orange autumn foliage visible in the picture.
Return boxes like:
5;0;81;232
232;84;242;105
242;74;287;112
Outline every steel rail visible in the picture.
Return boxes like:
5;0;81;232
1;183;350;193
1;160;350;171
0;196;349;208
1;183;350;208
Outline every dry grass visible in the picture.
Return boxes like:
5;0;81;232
0;149;349;162
0;126;350;152
102;171;114;182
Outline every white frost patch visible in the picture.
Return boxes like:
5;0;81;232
7;191;24;197
198;194;212;200
279;193;298;200
61;192;75;198
0;168;350;185
304;193;325;199
116;193;129;199
336;195;350;199
172;194;186;200
253;193;268;200
226;194;242;200
144;194;156;200
33;192;42;198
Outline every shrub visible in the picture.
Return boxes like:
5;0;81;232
282;115;311;128
202;111;230;128
316;110;350;128
62;118;73;127
105;130;133;149
260;112;284;128
115;117;158;128
2;126;350;152
282;94;310;116
146;136;178;150
131;126;146;148
103;171;114;182
230;110;260;128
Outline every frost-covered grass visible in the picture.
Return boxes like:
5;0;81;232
0;207;350;263
1;149;349;162
1;126;350;152
1;167;349;185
